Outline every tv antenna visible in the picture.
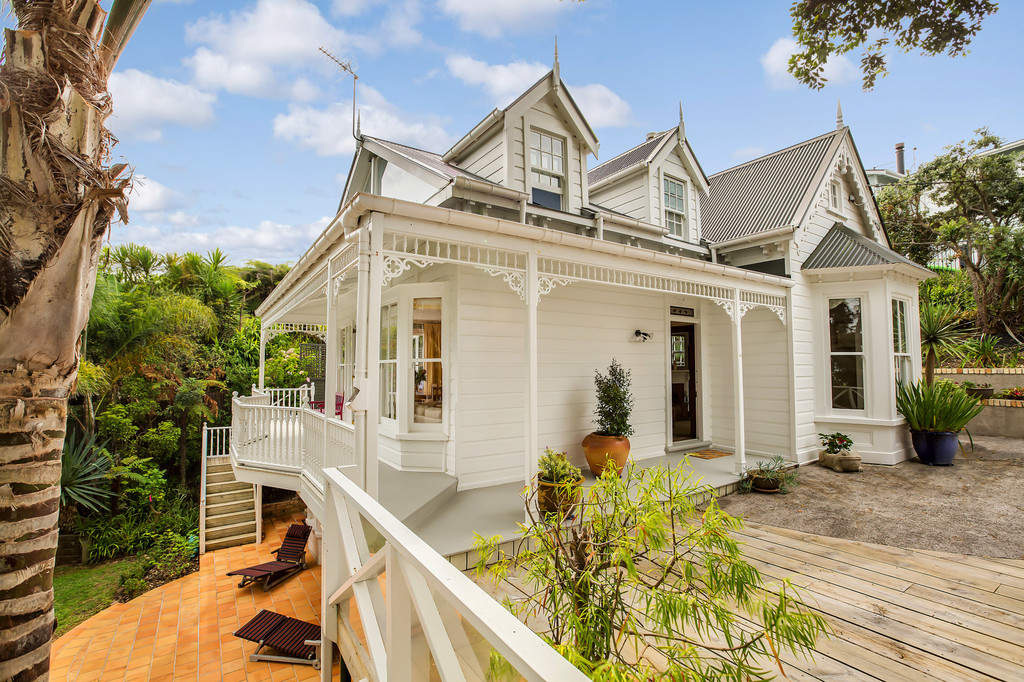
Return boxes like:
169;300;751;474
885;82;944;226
319;47;360;140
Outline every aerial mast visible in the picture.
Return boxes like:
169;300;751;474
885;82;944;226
319;47;360;140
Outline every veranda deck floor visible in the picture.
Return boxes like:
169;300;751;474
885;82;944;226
734;522;1024;681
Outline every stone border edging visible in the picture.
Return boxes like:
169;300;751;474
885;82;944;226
981;398;1024;407
936;367;1024;375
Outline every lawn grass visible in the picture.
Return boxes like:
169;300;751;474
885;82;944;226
53;558;135;638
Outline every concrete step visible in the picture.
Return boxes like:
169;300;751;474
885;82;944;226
206;509;256;529
206;520;257;541
206;498;255;515
207;463;234;475
206;471;237;484
207;488;254;504
206;532;258;552
207;480;252;495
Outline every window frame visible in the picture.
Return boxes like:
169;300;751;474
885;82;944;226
529;128;566;210
663;175;688;239
891;297;913;388
826;296;867;413
378;282;449;435
830;180;842;211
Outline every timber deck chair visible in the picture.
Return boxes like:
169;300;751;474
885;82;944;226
227;523;312;590
234;609;321;668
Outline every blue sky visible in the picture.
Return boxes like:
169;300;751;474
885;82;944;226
68;0;1024;263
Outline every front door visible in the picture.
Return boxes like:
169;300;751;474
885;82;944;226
670;323;697;441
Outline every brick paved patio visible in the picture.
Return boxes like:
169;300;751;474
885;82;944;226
51;514;341;681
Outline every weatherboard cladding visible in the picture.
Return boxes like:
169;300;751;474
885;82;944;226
803;223;920;270
587;130;673;185
364;136;493;183
701;130;840;244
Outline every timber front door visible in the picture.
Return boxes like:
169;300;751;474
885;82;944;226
670;323;697;441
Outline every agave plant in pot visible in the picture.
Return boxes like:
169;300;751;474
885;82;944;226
896;380;984;466
535;448;583;519
581;359;634;476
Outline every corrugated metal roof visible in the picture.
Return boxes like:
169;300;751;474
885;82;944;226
588;130;673;185
363;136;494;183
803;223;923;270
701;130;841;243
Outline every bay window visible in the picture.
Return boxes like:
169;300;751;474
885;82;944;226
380;303;398;421
829;297;865;410
892;299;912;386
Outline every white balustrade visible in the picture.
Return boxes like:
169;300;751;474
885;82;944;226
325;418;357;469
323;468;587;682
231;395;304;472
302;409;327;491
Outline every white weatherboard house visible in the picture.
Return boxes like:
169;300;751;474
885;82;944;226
222;62;931;679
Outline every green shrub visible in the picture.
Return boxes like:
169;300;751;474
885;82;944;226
592;359;634;438
896;380;984;432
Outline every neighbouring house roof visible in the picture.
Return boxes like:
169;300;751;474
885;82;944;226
702;129;842;243
803;223;927;271
363;136;494;183
588;130;674;185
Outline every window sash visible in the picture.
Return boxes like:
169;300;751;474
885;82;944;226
829;297;865;410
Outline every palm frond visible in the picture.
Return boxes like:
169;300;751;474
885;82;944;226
99;0;153;76
61;432;114;513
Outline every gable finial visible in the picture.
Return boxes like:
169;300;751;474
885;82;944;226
836;99;844;130
678;100;685;140
553;36;560;82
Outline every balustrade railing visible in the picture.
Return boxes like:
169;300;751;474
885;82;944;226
301;409;327;491
323;468;587;682
250;383;315;408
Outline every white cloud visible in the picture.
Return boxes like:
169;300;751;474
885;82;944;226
569;84;631;128
440;0;573;38
381;0;422;48
112;215;333;264
331;0;383;16
446;55;546;108
446;55;631;127
761;38;857;90
732;145;766;159
184;0;369;99
273;85;452;156
107;69;216;141
127;175;185;213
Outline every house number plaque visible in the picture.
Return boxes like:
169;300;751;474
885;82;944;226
670;306;695;317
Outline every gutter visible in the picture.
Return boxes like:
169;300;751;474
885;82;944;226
711;225;797;250
258;193;793;317
451;176;527;202
442;109;503;163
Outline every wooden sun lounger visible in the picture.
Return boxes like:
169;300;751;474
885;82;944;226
234;609;322;668
226;523;312;590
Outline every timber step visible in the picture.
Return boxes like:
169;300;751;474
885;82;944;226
203;451;259;552
207;489;255;504
206;531;259;552
206;498;255;516
207;463;234;475
206;509;258;529
207;480;252;495
206;519;257;541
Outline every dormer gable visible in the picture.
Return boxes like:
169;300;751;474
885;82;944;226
441;66;600;214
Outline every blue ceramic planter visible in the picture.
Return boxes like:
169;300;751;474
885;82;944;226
910;430;960;466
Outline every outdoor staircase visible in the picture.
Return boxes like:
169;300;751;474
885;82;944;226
203;457;259;551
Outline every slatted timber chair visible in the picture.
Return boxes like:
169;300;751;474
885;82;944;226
227;523;312;590
234;609;322;668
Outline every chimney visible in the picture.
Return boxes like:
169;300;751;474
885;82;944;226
895;143;905;175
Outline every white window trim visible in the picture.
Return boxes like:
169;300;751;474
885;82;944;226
824;293;869;415
529;127;566;209
379;282;449;437
891;296;914;387
663;174;689;240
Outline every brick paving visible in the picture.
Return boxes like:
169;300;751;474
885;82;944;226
51;515;340;681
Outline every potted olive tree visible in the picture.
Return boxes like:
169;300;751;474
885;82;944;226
535;448;583;519
896;380;984;466
581;359;633;476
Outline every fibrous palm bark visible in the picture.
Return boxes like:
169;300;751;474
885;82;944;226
0;1;150;678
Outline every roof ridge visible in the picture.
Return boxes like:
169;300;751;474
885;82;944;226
363;135;442;157
710;128;845;178
589;128;673;174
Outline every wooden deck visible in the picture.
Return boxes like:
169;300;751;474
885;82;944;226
736;522;1024;681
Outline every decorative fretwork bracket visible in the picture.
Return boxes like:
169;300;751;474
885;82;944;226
381;255;433;285
481;268;526;301
537;276;572;303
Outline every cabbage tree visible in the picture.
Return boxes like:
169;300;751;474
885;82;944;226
0;1;152;677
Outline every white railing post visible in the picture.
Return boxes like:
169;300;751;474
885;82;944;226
732;287;746;475
199;422;208;555
386;545;416;681
258;325;267;389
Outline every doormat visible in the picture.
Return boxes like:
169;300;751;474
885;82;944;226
688;449;731;460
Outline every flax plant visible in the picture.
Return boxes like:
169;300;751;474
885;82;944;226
475;463;829;680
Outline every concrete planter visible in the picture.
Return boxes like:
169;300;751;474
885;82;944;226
818;450;862;472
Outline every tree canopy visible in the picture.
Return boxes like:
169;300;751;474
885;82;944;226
789;0;999;89
877;129;1024;333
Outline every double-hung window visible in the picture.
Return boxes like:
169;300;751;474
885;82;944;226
830;180;842;211
892;299;912;386
829;297;865;410
530;130;565;210
412;298;443;424
664;177;687;238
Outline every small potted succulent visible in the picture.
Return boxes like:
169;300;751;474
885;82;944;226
818;432;862;472
960;380;994;400
536;447;583;518
743;455;797;494
581;359;634;476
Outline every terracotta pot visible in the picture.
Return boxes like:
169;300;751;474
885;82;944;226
537;475;583;518
581;433;630;476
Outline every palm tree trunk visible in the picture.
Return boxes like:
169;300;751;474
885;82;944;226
925;349;937;387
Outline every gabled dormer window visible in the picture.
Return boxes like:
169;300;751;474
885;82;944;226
664;176;687;238
530;130;564;210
